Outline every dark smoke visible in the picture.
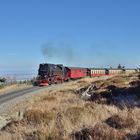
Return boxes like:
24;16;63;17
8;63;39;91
42;40;138;68
41;40;105;67
42;41;76;65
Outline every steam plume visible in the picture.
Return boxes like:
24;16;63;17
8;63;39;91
42;41;76;65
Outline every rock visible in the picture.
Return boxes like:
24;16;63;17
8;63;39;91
0;116;10;130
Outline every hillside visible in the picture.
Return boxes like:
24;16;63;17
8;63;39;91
0;74;140;140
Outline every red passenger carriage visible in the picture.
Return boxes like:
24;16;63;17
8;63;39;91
66;67;88;79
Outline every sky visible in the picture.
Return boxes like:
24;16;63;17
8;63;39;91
0;0;140;75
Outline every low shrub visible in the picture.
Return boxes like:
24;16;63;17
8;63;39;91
0;84;5;89
125;133;140;140
25;130;47;140
105;115;135;129
129;80;140;87
131;86;140;99
71;123;125;140
25;130;67;140
1;120;20;133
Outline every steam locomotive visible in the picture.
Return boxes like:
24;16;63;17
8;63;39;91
37;63;138;86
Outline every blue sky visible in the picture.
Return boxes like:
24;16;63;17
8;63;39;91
0;0;140;74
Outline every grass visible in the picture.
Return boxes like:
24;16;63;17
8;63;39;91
65;106;85;124
0;84;5;89
41;96;57;102
1;73;140;140
23;110;55;125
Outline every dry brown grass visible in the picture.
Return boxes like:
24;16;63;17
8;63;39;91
0;74;140;140
65;106;85;124
23;109;55;125
41;95;57;102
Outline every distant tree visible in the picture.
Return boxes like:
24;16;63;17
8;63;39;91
0;77;6;83
118;64;122;69
122;66;125;69
30;77;37;86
